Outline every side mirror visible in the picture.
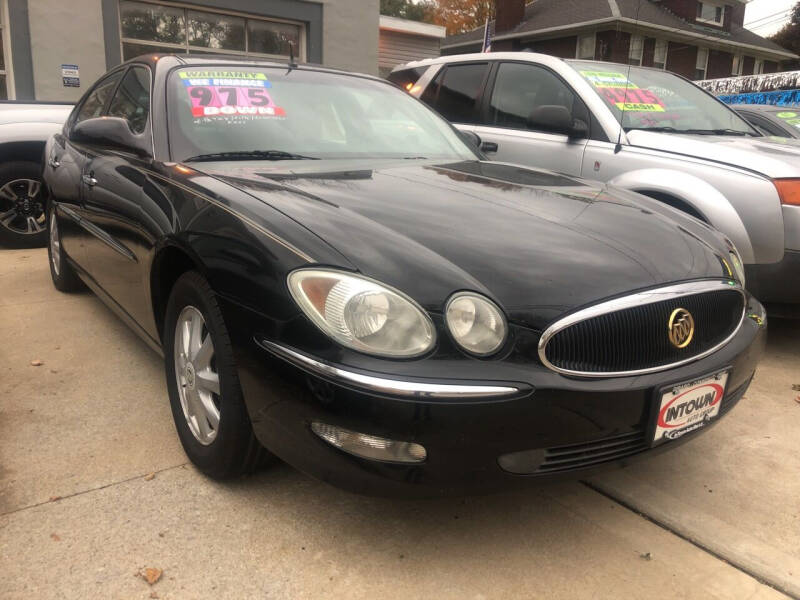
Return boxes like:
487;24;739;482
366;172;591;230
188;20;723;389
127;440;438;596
459;129;482;150
71;117;152;158
527;105;588;139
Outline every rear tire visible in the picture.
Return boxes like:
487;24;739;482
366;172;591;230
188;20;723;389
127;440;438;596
163;270;270;479
47;203;83;292
0;161;48;248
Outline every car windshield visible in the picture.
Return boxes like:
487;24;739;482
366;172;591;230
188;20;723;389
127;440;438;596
568;61;758;136
167;66;476;162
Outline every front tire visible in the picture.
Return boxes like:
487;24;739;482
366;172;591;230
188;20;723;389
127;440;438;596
0;161;48;248
163;271;269;479
47;203;83;292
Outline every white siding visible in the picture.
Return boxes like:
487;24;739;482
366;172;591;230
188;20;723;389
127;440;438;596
378;30;440;77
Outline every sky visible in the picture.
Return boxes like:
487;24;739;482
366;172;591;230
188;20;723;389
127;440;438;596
743;0;796;36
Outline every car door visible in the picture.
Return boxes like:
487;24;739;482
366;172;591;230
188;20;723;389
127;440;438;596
48;69;126;269
470;61;590;176
79;65;157;329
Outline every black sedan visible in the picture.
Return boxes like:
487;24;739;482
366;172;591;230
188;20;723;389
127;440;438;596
733;104;800;139
42;55;766;496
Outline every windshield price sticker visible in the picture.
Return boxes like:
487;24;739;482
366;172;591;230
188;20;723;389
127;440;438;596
775;111;800;128
580;70;638;89
177;71;286;120
596;86;666;112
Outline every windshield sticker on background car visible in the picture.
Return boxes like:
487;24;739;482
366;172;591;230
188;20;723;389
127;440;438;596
595;86;666;112
177;70;286;120
580;70;637;89
775;111;800;128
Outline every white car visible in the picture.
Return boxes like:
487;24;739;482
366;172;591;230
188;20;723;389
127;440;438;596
391;53;800;314
0;102;73;247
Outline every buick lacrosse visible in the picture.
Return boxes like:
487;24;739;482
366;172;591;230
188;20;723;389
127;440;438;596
43;55;766;495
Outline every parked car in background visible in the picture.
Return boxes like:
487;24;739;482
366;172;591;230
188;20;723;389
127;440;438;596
391;53;800;314
43;54;765;496
733;105;800;139
0;102;72;247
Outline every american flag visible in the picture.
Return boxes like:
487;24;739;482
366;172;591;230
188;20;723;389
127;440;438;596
481;17;492;53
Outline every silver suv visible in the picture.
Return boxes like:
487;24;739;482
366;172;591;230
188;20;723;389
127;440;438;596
391;53;800;313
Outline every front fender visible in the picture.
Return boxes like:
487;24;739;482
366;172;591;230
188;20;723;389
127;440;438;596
608;168;754;263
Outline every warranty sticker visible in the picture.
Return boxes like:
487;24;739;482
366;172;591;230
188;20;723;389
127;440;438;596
178;70;286;120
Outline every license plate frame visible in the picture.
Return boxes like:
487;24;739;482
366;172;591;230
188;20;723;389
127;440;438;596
649;369;730;447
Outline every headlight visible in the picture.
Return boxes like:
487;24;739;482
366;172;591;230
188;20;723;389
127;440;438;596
445;292;507;356
288;269;435;357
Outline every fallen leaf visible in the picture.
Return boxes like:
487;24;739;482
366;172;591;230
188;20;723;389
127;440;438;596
792;384;800;391
50;369;59;374
144;472;155;481
30;359;44;367
49;496;62;502
795;396;800;405
50;533;61;541
142;567;162;585
640;552;652;561
150;593;160;599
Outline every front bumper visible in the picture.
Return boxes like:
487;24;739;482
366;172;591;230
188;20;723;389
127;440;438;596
745;249;800;312
222;297;767;497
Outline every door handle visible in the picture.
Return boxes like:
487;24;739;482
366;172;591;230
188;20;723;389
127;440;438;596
48;157;61;169
82;174;97;187
481;142;499;153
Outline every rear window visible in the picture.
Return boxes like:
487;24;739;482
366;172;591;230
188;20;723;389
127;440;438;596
387;66;429;92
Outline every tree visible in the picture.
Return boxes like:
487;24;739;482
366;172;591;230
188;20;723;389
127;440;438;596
380;0;437;23
432;0;495;35
770;2;800;69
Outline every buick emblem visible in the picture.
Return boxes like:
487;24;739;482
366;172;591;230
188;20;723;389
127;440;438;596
668;308;695;349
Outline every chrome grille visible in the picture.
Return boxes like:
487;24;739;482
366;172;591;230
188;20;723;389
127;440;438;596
539;281;745;377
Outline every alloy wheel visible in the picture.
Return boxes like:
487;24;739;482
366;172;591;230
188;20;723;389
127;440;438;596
0;179;45;235
173;306;221;445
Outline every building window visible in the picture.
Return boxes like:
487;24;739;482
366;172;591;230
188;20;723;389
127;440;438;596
628;34;644;66
653;39;668;70
695;47;709;80
696;1;724;25
119;0;305;62
576;34;595;60
0;0;11;99
754;59;764;75
732;53;743;76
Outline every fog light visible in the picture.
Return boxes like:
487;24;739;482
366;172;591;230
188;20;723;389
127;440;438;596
311;422;426;463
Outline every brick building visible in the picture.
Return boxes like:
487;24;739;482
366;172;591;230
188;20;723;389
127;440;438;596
442;0;797;80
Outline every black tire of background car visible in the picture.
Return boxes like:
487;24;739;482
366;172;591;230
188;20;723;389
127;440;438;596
47;202;83;292
164;270;271;479
0;161;48;248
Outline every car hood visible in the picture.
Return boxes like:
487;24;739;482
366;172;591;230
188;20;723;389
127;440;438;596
0;104;72;126
200;159;732;330
626;129;800;178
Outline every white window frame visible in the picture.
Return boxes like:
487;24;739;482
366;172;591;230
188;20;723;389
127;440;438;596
576;33;596;60
695;47;709;80
653;39;668;70
732;53;743;76
754;58;764;75
628;34;644;66
0;0;14;100
118;0;307;62
696;1;724;26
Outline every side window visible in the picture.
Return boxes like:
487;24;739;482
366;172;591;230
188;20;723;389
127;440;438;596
488;62;580;131
107;66;152;134
74;71;125;125
431;63;489;124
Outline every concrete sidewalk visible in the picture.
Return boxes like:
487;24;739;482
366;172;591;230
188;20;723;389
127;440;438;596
1;248;797;599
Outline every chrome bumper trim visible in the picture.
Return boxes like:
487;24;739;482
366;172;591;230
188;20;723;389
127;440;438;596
258;340;521;399
538;279;747;378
